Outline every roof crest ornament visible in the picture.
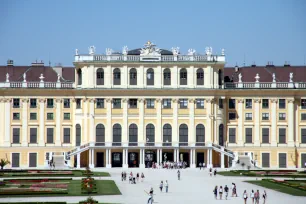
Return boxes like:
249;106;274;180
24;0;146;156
88;46;95;55
122;46;128;55
188;49;196;56
171;47;180;56
106;48;113;55
205;47;212;56
6;73;9;82
140;41;161;56
39;74;45;83
289;72;293;83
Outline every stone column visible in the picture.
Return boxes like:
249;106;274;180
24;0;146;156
221;147;225;168
288;98;295;146
160;149;162;163
139;148;143;168
89;99;95;142
206;149;210;167
206;98;214;143
214;103;218;144
138;99;145;145
83;98;88;143
125;149;128;168
141;149;145;168
4;99;11;146
156;99;162;145
172;99;178;145
106;99;112;144
122;148;126;167
77;153;80;169
89;149;92;168
193;149;196;167
190;149;193;167
237;99;244;146
122;99;128;146
39;99;45;146
209;149;213;168
108;149;112;168
55;99;62;146
271;99;277;146
189;99;195;145
21;99;28;146
254;99;261;146
106;149;109;167
157;149;160;164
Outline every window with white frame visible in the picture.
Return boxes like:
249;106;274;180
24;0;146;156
179;99;188;109
245;99;252;109
262;113;269;120
245;113;253;120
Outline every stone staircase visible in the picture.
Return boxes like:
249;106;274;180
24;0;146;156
231;155;260;170
52;156;67;169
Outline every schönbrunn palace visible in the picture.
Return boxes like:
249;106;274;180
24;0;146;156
1;41;306;169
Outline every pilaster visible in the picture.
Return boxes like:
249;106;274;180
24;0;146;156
237;99;244;146
21;99;28;146
205;98;214;143
106;99;112;143
4;99;11;146
39;99;45;146
254;99;261;146
156;98;162;144
89;99;95;142
55;98;62;146
138;99;145;144
122;98;128;145
189;99;195;144
288;98;295;146
271;99;277;146
83;98;88;143
172;99;178;145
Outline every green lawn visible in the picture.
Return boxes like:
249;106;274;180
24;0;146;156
0;180;121;197
0;170;110;177
217;171;246;176
246;180;306;196
217;170;306;178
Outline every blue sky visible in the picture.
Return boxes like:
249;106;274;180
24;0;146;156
0;0;305;67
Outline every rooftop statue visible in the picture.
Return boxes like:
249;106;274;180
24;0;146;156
88;46;95;55
221;48;225;56
140;41;161;56
188;49;196;55
171;47;180;55
238;73;242;83
39;74;45;83
6;73;9;82
75;49;79;55
57;73;61;82
205;47;212;55
23;73;26;82
289;72;293;82
272;73;276;82
106;48;113;55
255;73;260;83
122;46;128;55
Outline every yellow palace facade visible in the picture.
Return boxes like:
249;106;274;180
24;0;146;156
1;42;306;169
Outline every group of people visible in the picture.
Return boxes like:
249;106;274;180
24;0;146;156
209;168;217;176
243;189;267;204
149;161;188;169
198;162;206;169
121;171;145;183
159;180;169;193
213;183;238;200
48;160;55;170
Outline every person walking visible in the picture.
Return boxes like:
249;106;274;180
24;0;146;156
136;173;139;182
243;190;248;204
233;184;237;197
165;180;169;193
262;190;267;204
219;186;223;200
177;170;181;180
203;162;206;168
146;187;154;204
159;181;163;192
250;190;255;204
214;169;217;176
141;172;145;182
254;190;260;204
121;172;124;181
209;168;212;177
224;185;229;200
213;186;218;200
199;162;202;170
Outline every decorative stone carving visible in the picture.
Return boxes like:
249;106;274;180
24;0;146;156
82;98;88;102
288;98;295;103
6;73;9;82
205;47;212;56
106;98;112;103
171;47;180;55
140;41;161;56
205;98;215;103
89;46;96;55
122;46;128;55
55;98;62;103
188;98;195;103
187;49;196;56
106;48;113;55
271;98;278;103
272;73;276;83
4;98;11;103
221;48;225;56
253;99;261;103
171;98;178;103
289;73;293;83
23;73;26;82
71;98;76;103
57;74;61;83
238;73;242;83
38;98;46;103
75;49;79;55
255;73;260;83
39;74;45;83
21;98;28;104
155;98;162;103
122;98;128;103
237;99;244;103
137;98;144;103
88;98;95;103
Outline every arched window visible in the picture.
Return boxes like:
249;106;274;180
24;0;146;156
113;68;121;85
218;69;223;88
146;124;155;146
163;68;171;86
113;124;122;146
219;124;224;146
180;68;187;85
77;69;82;85
76;124;81;146
96;124;105;145
129;68;137;86
196;68;204;85
129;124;138;146
146;68;154;86
163;124;172;146
196;124;205;146
179;124;188;146
96;68;104;85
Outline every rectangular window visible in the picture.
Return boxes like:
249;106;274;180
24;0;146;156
96;98;104;108
76;99;81;109
47;128;54;143
279;128;286;144
262;113;269;120
30;113;37;120
228;99;235;109
113;99;121;109
262;153;270;168
63;128;70;143
13;99;20;108
64;99;70;108
146;99;155;109
196;99;205;109
13;128;20;143
30;128;37;143
228;112;236;120
30;99;37;108
179;99;188;109
129;99;137;108
219;98;223;109
13;113;20;120
229;128;236;143
301;129;306;143
262;99;269;109
47;99;54;108
301;99;306;109
245;99;252;109
162;99;171;109
29;153;37;167
279;153;287;168
64;113;70;120
262;128;269;143
302;113;306;121
279;99;286;109
12;153;20;167
245;128;253;143
245;113;253;120
47;113;54;120
279;113;286;121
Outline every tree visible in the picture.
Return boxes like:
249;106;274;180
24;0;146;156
0;159;10;170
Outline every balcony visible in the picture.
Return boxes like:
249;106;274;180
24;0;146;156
0;81;74;89
224;82;306;89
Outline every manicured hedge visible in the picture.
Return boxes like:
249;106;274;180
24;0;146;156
0;191;68;195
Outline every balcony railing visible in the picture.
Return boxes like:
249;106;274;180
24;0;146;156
0;81;74;89
224;82;306;89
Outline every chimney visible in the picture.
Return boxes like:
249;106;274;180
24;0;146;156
235;65;239;72
266;61;275;67
284;61;291;67
7;59;14;66
251;61;256;67
31;60;44;66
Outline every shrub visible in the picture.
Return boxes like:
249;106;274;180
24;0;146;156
79;196;98;204
0;159;10;170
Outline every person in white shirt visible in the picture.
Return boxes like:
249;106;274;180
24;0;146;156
250;189;255;204
219;186;223;200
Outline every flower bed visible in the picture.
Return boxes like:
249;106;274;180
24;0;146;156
81;178;97;194
266;179;306;191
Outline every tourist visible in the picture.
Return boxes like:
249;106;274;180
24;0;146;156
219;186;223;199
243;190;248;204
213;186;218;199
199;162;202;170
224;185;229;200
231;183;235;197
121;172;124;181
254;190;260;204
159;181;163;192
177;170;181;180
233;183;237;197
250;190;255;204
165;180;169;193
141;172;145;182
203;162;206;168
214;169;217;176
146;187;154;204
262;190;267;204
136;173;139;182
209;168;212;177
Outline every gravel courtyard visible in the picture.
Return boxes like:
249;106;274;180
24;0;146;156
2;168;306;204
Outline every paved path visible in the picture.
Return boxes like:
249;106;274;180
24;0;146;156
1;168;306;204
